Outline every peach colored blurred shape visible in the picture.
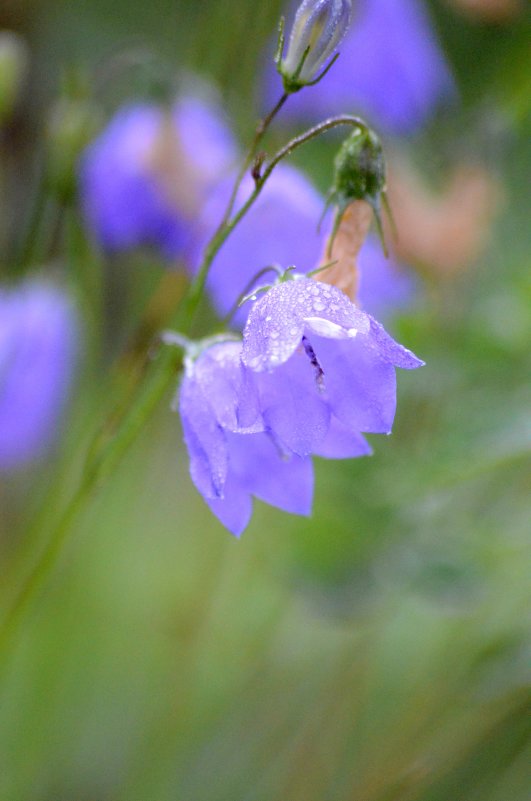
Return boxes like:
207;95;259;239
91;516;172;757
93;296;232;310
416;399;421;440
445;0;524;23
315;200;374;302
385;160;500;279
142;112;203;219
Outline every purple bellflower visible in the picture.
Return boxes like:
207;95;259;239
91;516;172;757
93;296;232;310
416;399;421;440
0;281;77;470
242;275;423;445
177;277;422;536
79;94;237;258
178;340;314;536
190;164;324;325
267;0;455;135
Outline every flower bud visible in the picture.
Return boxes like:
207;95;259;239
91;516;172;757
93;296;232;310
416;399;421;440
332;126;385;213
280;0;353;92
0;31;29;121
326;126;387;256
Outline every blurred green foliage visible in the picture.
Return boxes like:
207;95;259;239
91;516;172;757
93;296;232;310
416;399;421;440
0;0;530;799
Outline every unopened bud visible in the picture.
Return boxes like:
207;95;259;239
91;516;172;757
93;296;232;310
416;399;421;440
279;0;353;93
333;126;385;212
327;126;387;255
0;31;29;121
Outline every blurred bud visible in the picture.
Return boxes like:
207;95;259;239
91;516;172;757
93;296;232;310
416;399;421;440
0;31;28;121
280;0;353;92
46;96;102;202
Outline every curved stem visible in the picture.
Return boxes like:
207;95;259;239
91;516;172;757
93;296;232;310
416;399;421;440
220;93;288;227
264;114;368;178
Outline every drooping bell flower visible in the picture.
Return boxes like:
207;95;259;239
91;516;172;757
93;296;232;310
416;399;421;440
242;275;423;441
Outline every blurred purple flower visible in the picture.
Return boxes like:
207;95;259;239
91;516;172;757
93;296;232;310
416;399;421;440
242;276;423;442
267;0;455;135
79;94;237;258
179;340;313;536
0;281;77;470
189;164;324;325
357;235;419;319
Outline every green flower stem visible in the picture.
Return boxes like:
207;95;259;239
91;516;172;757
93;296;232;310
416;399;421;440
0;113;370;660
0;347;182;664
263;114;369;177
219;92;289;228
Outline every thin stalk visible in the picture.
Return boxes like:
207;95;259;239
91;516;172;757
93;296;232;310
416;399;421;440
220;93;288;227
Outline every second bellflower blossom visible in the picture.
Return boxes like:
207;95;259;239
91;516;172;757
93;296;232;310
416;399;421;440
242;276;423;443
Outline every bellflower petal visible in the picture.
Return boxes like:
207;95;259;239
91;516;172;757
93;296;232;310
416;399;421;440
242;275;423;444
206;472;253;537
178;341;315;535
227;431;314;516
242;276;369;371
315;417;373;458
310;334;398;433
254;350;330;456
367;316;425;370
180;371;229;499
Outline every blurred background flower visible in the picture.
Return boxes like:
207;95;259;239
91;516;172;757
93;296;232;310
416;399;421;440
79;92;237;258
0;280;77;470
